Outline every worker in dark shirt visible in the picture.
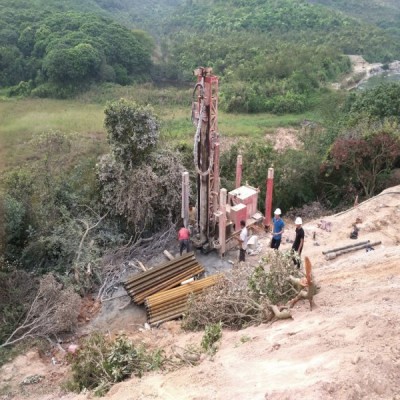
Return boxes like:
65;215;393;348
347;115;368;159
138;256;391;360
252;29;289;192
292;217;304;269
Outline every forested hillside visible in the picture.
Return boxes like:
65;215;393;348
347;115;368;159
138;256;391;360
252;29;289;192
0;0;153;96
153;0;400;112
308;0;400;34
93;0;182;34
2;0;400;113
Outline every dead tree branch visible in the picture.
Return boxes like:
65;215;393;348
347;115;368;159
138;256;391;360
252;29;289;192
96;223;177;302
0;274;81;348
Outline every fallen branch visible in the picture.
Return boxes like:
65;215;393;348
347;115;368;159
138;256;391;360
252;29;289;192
163;250;175;261
73;211;109;283
96;224;177;302
1;275;80;348
269;305;292;320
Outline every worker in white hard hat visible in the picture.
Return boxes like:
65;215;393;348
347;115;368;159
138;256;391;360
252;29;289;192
292;217;304;269
270;208;285;249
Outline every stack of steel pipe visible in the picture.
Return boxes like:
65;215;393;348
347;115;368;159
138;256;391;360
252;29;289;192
123;252;204;304
145;274;222;325
324;240;381;260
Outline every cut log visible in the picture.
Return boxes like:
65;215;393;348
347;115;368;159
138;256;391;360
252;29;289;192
270;305;292;319
163;250;175;261
138;261;147;272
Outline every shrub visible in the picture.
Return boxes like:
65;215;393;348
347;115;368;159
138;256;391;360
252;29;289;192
323;120;400;199
183;251;303;331
66;333;166;396
31;83;82;99
265;92;308;114
201;323;222;355
7;80;33;97
248;251;302;305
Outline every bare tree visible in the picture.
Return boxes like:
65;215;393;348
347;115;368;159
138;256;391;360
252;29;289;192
96;223;177;302
0;274;81;348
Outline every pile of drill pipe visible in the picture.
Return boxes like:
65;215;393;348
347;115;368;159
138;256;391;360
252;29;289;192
322;240;370;255
123;252;204;304
145;274;222;325
325;241;381;260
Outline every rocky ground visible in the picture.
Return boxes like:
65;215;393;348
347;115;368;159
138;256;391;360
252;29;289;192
1;186;400;400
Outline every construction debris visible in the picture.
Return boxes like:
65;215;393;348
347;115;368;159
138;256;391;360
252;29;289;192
318;220;332;232
145;274;222;325
123;252;204;305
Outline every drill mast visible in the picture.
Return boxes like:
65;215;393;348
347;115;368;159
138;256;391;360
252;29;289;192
192;67;220;248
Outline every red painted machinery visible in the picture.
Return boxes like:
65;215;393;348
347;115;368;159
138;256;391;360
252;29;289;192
184;67;273;255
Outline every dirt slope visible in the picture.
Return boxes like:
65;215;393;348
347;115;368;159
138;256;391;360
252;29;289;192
105;185;400;400
1;186;400;400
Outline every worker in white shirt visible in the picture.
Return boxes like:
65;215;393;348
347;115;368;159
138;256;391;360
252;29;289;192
238;220;248;262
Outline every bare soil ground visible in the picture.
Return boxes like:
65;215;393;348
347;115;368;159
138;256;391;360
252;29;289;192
337;55;383;90
265;128;301;152
1;186;400;400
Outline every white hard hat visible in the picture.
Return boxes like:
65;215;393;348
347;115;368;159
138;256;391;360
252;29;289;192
274;208;282;215
295;217;302;225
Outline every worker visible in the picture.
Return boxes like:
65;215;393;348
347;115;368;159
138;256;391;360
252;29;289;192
292;217;304;268
188;204;196;227
270;208;284;250
237;220;248;262
178;225;191;256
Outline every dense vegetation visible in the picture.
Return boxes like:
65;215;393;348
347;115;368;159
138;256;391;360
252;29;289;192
93;0;183;35
0;97;187;346
2;0;400;113
219;83;400;209
0;0;153;96
309;0;400;35
152;0;400;112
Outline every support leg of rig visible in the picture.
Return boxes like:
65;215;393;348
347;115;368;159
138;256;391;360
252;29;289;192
235;155;242;189
181;171;190;228
264;167;274;228
218;188;227;256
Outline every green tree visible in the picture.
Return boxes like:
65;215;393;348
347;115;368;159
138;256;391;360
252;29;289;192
43;43;101;84
324;121;400;198
104;99;160;168
98;99;184;232
347;83;400;122
0;46;25;86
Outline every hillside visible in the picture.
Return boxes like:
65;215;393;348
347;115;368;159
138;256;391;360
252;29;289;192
0;0;153;94
2;0;400;113
308;0;400;33
93;0;182;35
93;185;400;400
1;186;399;399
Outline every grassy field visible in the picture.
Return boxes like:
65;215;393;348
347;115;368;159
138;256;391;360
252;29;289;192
0;98;106;170
0;84;317;173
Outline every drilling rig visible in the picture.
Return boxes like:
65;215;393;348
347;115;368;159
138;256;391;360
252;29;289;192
183;67;272;256
191;67;220;251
